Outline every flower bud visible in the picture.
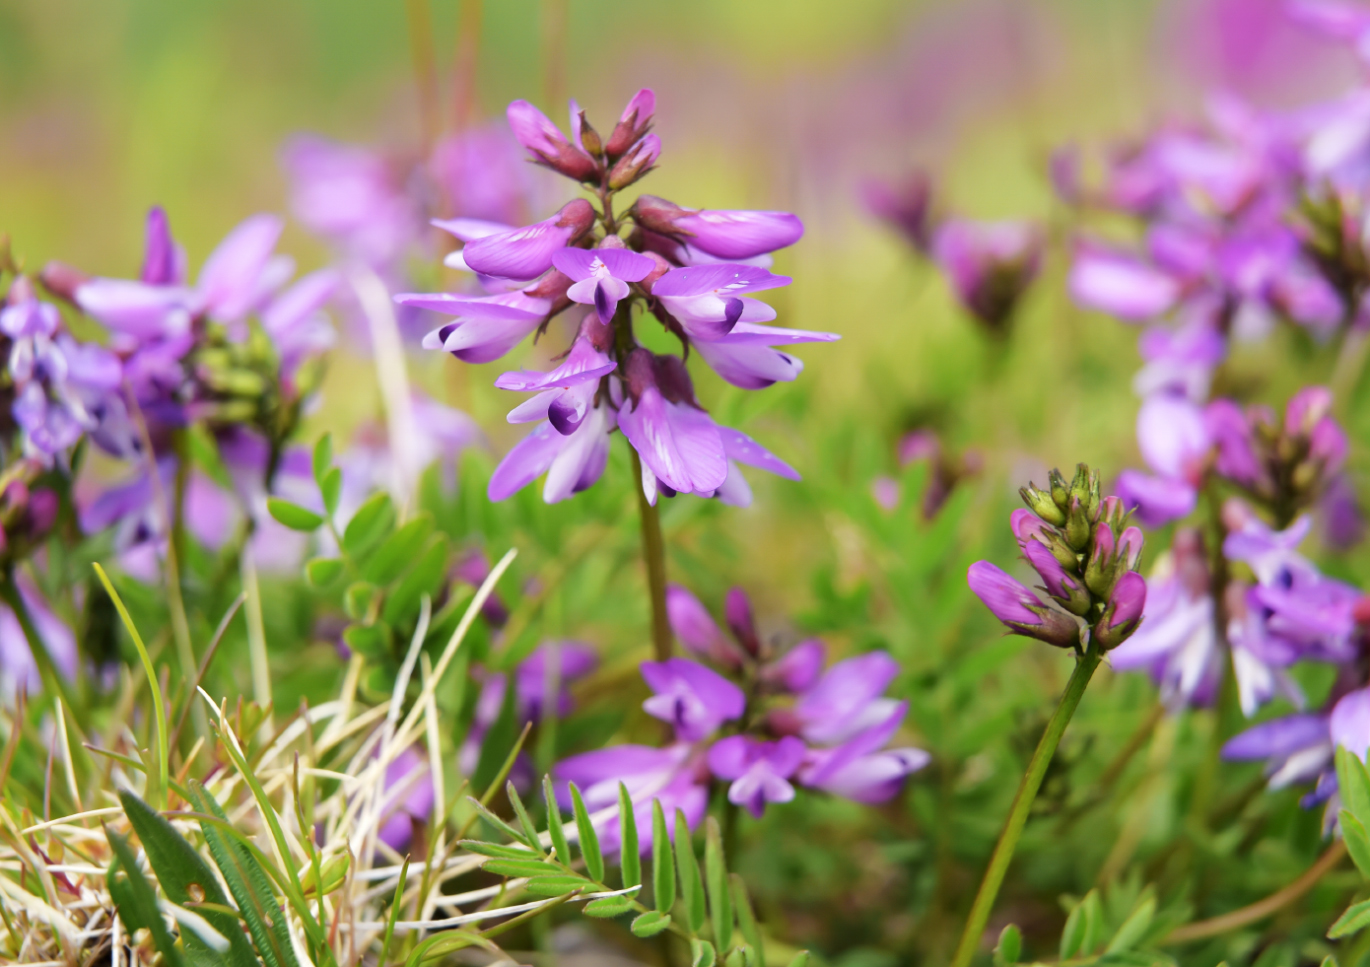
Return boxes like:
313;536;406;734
608;134;661;190
725;586;761;657
1064;495;1092;551
1020;483;1067;526
1093;571;1146;650
506;99;600;182
1084;523;1117;599
968;561;1080;648
576;110;604;159
605;89;656;161
1025;540;1091;615
38;262;90;303
1048;468;1070;510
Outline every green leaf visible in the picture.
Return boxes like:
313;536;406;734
525;875;590;896
653;799;676;914
188;781;301;967
1105;896;1156;954
725;945;758;967
364;514;435;585
544;775;572;866
584;895;635;918
267;497;324;532
619;783;641;889
482;858;558;879
342;622;390;660
506;782;544;854
632;910;673;938
118;790;257;967
382;534;451;625
466;797;535;850
1329;899;1370;939
692;938;718;967
344;581;381;622
300;853;350;897
570;782;606;883
319;467;343;518
342;492;395;557
459;841;542;860
1080;889;1104;956
994;923;1022;966
705;817;733;953
785;954;810;967
731;873;766;967
1338;747;1370;826
1341;810;1370;879
305;557;345;588
675;807;706;934
1061;896;1087;959
106;826;186;967
311;433;333;482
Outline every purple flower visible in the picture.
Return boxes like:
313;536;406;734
1024;539;1089;614
967;561;1080;648
640;657;745;741
793;652;902;745
487;402;614;503
707;735;807;818
497;322;615;435
931;218;1043;329
553;743;708;854
281;136;418;269
665;584;746;669
0;576;77;701
514;641;599;721
1223;713;1334;805
458;199;596;281
797;702;930;804
506;99;599;182
605;88;656;160
430;123;536;227
617;350;728;500
1093;571;1148;650
1115;470;1199;527
1332;687;1370;760
1068;242;1181;322
377;746;435;854
631;195;804;261
861;172;935;253
651;263;792;340
760;639;825;693
552;246;655;324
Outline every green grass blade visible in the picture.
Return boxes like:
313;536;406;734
675;807;706;934
506;781;544;854
705;817;733;953
544;775;571;866
118;789;257;967
731;872;765;967
379;856;410;967
105;825;186;967
188;780;303;967
653;799;675;914
618;783;640;888
569;782;605;883
94;562;167;807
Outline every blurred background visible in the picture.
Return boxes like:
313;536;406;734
5;3;1369;961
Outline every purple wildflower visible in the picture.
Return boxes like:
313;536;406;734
707;735;807;818
640;657;745;741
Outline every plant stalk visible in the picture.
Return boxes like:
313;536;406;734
949;642;1102;967
631;449;672;662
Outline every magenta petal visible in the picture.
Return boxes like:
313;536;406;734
440;314;545;364
488;423;563;500
464;218;571;280
1116;470;1198;527
196;214;284;322
716;426;800;481
140;206;186;285
674;210;804;260
652;263;789;298
666;584;725;658
75;279;193;338
1223;714;1329;760
619;391;727;495
695;341;804;389
1069;244;1179;321
431;217;514;241
1332;687;1370;759
967;561;1044;625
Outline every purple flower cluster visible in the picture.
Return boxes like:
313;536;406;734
969;464;1147;652
398;90;837;506
552;584;928;852
1118;384;1348;529
865;172;1044;335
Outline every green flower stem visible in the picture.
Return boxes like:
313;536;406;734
631;448;672;663
949;641;1103;967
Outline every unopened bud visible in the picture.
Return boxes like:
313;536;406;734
1093;571;1146;650
1020;483;1066;526
1064;495;1092;551
1048;468;1070;511
606;89;656;161
577;111;604;158
608;134;661;190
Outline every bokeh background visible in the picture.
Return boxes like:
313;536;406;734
5;2;1370;961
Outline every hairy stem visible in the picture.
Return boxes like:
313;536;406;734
631;448;672;662
949;642;1102;967
1163;839;1347;945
